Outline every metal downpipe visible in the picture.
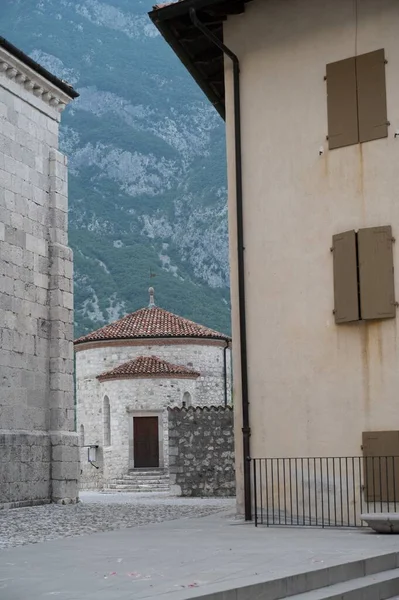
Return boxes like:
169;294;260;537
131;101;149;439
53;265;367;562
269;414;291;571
189;8;252;521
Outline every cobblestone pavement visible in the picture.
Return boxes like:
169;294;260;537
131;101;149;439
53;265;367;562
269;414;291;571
0;492;235;550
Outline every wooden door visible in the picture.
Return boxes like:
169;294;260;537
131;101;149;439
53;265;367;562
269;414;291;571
133;417;159;468
362;431;399;502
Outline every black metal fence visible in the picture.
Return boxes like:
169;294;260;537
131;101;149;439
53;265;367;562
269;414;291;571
252;456;399;527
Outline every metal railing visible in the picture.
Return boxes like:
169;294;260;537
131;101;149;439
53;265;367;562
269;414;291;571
252;456;399;527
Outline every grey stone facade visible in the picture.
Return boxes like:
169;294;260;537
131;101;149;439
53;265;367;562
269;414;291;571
0;41;79;507
168;406;235;497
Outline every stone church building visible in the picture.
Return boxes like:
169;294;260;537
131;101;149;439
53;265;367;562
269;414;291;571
0;38;79;507
74;289;231;490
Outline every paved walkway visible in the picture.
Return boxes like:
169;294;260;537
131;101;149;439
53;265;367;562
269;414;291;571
0;492;234;549
1;507;399;600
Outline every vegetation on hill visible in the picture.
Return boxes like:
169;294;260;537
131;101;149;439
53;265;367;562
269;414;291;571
1;0;231;337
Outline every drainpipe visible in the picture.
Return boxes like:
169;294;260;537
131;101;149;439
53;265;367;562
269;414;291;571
190;9;252;521
73;352;77;432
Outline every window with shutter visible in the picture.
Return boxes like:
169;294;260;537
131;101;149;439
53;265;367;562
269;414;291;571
326;57;358;150
356;49;388;144
332;230;359;323
357;226;395;320
332;226;395;323
326;49;388;150
362;431;399;502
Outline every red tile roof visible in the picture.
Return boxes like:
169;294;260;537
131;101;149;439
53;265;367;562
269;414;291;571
75;306;230;345
97;355;200;381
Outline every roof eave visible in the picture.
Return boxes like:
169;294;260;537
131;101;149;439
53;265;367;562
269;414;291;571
0;36;79;99
149;6;225;119
97;373;200;382
152;0;230;19
74;334;231;347
149;0;253;119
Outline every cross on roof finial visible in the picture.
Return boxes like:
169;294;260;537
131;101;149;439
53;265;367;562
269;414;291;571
148;287;155;308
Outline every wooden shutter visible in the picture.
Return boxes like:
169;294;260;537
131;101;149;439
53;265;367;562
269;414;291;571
362;431;399;502
332;230;359;323
356;49;388;144
326;57;359;150
357;226;395;320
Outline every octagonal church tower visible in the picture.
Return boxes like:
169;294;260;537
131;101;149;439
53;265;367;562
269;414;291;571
74;289;231;491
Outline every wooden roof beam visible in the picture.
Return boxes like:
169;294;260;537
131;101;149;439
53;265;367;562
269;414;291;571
176;24;222;43
207;1;246;16
192;47;223;64
178;12;227;27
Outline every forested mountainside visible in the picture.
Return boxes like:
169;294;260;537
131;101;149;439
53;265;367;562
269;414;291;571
1;0;231;337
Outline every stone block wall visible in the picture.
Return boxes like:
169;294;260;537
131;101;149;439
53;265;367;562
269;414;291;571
0;45;78;506
0;432;50;508
168;406;235;497
76;340;232;409
79;376;197;488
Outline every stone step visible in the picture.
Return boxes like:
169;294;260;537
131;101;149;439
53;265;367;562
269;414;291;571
102;489;170;494
113;478;169;484
106;481;170;487
104;470;171;493
203;553;399;600
107;483;170;488
128;470;166;476
288;568;399;600
119;482;170;486
107;486;170;490
124;476;169;480
121;473;169;478
104;486;170;492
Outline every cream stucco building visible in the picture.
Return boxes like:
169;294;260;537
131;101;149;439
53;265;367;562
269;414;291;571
74;290;231;491
151;0;399;521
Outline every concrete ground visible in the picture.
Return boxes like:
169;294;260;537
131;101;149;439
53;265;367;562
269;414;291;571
1;498;399;600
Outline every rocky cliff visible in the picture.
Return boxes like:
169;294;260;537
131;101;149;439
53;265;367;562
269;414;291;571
1;0;231;336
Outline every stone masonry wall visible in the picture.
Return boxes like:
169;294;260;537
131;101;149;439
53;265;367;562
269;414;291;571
0;432;51;508
76;341;231;408
168;406;235;497
79;376;197;489
0;50;78;506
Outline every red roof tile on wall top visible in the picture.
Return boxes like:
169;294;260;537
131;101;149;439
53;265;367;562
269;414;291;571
97;355;200;381
74;306;230;345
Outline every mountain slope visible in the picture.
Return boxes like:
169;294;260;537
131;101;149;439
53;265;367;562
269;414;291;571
1;0;231;337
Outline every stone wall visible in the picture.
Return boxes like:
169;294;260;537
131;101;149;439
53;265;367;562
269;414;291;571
76;340;231;409
76;339;231;489
79;376;198;488
0;432;50;508
0;45;78;506
168;406;235;497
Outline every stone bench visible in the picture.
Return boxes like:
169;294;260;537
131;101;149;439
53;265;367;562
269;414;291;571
361;513;399;533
